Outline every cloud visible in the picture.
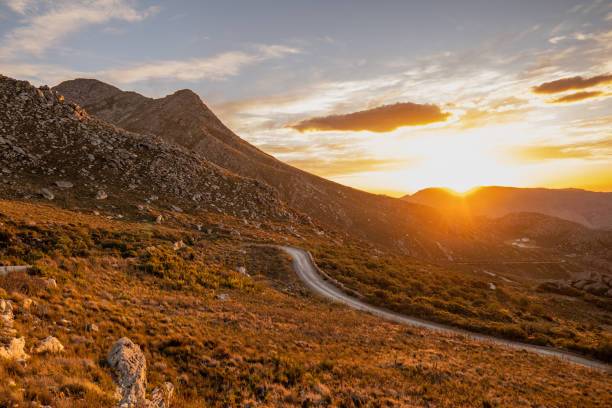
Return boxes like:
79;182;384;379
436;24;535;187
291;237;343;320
0;0;159;58
286;157;408;178
532;73;612;94
100;45;300;83
511;138;612;162
549;90;604;103
289;102;450;133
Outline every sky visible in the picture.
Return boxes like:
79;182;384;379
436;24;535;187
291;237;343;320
1;0;611;196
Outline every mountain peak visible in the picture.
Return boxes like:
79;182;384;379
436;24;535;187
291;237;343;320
54;78;124;107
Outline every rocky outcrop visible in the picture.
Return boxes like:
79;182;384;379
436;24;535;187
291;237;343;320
34;336;64;354
107;337;174;408
108;337;148;406
0;337;29;362
0;299;14;327
149;382;174;408
0;75;299;223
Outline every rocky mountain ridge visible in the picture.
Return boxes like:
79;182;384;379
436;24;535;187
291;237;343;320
54;79;462;258
0;75;298;223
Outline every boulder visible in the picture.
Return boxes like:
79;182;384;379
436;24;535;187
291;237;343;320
34;336;64;354
41;188;54;200
55;180;73;188
107;337;147;406
215;294;229;301
149;382;174;408
0;299;13;327
96;190;108;200
169;205;183;213
22;298;33;310
0;337;29;362
87;323;99;332
172;241;186;251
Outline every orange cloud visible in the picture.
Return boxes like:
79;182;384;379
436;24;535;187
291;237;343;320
286;157;410;178
511;139;612;162
549;91;603;103
532;73;612;94
290;102;450;133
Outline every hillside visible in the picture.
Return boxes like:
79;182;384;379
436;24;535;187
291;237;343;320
53;79;473;259
1;74;612;406
1;200;610;407
0;75;299;224
403;186;612;230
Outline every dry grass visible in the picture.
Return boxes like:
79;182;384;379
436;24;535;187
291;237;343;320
0;200;610;407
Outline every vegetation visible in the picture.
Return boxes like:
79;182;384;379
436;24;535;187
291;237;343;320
0;200;610;407
309;242;612;362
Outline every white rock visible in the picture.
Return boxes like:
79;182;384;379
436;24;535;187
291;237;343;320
34;336;64;354
95;190;108;200
0;299;14;326
41;188;54;200
0;337;29;361
107;337;147;406
55;180;73;188
172;240;186;251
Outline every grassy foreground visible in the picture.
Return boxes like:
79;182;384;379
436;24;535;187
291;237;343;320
0;199;610;407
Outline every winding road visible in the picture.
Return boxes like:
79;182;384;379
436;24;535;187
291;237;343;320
280;246;610;371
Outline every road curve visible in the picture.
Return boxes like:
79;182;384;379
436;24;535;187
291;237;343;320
280;245;610;372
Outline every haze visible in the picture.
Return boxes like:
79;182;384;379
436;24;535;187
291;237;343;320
2;0;611;195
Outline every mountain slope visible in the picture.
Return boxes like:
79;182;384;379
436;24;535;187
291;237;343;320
0;75;297;222
54;79;469;258
403;186;612;230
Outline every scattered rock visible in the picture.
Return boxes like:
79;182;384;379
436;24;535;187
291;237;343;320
215;294;229;301
489;283;496;290
107;337;174;407
107;337;147;406
34;336;64;354
55;180;73;188
41;188;54;200
155;215;163;224
46;278;57;289
96;190;108;200
22;298;32;310
169;205;183;213
0;299;13;327
0;337;29;362
172;240;186;251
236;266;248;276
149;382;174;408
87;323;99;332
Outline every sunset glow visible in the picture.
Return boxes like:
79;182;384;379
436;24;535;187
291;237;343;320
1;1;610;195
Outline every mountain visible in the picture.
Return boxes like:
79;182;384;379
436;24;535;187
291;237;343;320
53;79;465;258
0;75;297;223
403;186;612;230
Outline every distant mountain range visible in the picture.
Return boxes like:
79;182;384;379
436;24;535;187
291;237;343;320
402;187;612;230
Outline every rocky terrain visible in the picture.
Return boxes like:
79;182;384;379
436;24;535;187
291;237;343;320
53;79;477;259
0;74;611;406
0;75;298;223
0;200;610;407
